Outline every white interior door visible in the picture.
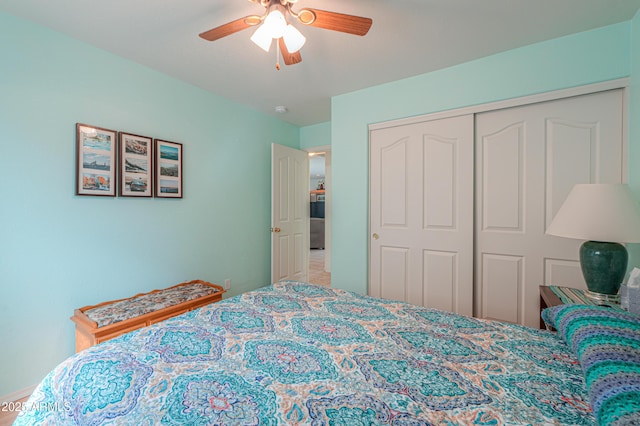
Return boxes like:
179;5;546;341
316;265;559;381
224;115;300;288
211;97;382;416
271;143;309;283
475;90;624;327
369;114;474;315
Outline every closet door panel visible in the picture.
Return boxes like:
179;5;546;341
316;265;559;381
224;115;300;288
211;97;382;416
475;90;624;327
370;126;415;302
481;123;524;232
481;253;524;324
370;115;474;315
545;120;599;228
379;246;409;302
424;136;456;229
381;139;409;227
544;258;583;287
423;250;457;311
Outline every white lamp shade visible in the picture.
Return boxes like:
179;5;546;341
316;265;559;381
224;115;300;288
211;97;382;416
250;24;273;52
283;24;306;53
546;184;640;243
262;9;287;39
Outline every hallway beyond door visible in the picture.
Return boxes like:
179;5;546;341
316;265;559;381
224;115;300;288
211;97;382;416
308;249;331;286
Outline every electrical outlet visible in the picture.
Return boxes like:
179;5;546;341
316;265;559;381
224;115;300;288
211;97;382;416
224;279;231;290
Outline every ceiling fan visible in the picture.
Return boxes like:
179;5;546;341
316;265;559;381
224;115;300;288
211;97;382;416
199;0;373;68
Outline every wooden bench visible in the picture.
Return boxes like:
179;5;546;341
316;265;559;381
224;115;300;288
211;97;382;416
70;280;225;352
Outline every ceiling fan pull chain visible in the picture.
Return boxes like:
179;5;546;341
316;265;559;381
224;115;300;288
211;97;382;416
275;38;281;70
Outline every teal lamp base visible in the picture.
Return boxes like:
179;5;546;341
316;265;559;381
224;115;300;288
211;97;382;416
580;241;627;303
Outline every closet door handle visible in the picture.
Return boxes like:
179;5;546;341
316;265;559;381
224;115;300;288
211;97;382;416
372;233;379;240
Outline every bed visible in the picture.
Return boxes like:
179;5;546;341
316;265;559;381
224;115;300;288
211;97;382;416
15;281;638;425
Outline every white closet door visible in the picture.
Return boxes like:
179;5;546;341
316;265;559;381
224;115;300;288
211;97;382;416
369;114;474;315
475;90;623;327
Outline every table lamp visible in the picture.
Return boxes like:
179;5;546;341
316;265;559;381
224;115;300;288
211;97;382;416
546;184;640;303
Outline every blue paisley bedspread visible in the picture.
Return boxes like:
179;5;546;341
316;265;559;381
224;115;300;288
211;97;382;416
14;281;594;425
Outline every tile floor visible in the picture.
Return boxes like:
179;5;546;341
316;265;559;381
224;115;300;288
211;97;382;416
308;249;331;286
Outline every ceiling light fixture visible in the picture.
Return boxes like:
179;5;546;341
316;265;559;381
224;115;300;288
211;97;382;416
282;24;305;53
275;105;288;113
250;3;305;54
199;0;372;69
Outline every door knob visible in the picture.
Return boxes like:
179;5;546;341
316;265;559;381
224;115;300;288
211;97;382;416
272;227;281;233
372;233;379;240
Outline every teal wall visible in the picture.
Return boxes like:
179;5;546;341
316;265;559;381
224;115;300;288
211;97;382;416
331;22;636;295
0;11;299;396
300;121;331;149
628;12;640;267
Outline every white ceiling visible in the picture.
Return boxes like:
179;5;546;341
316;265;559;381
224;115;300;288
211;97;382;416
2;0;640;126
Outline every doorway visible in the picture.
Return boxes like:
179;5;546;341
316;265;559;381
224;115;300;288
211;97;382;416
308;150;331;286
270;144;309;283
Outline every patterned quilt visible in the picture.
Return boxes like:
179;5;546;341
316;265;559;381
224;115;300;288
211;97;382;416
15;281;594;425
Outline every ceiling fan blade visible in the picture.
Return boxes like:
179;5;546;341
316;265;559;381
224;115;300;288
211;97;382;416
279;38;302;65
299;8;372;36
199;16;258;41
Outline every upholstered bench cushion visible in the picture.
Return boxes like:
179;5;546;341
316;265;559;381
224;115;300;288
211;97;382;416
85;282;222;327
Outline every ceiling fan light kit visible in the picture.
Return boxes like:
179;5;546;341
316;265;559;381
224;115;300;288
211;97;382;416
199;0;372;68
250;22;275;51
250;7;306;53
282;24;306;53
260;5;287;36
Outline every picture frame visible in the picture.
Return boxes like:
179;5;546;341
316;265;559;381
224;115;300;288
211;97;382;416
154;139;183;198
76;123;117;196
119;132;153;197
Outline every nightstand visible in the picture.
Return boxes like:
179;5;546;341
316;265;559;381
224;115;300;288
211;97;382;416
539;286;562;329
539;285;623;329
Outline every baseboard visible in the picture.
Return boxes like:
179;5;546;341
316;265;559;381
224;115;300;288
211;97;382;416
0;385;37;403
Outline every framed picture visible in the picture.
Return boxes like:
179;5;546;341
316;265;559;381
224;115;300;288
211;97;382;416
154;139;183;198
76;123;117;196
119;132;153;197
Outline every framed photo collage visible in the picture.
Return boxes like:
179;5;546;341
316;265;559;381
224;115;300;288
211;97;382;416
75;123;183;198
